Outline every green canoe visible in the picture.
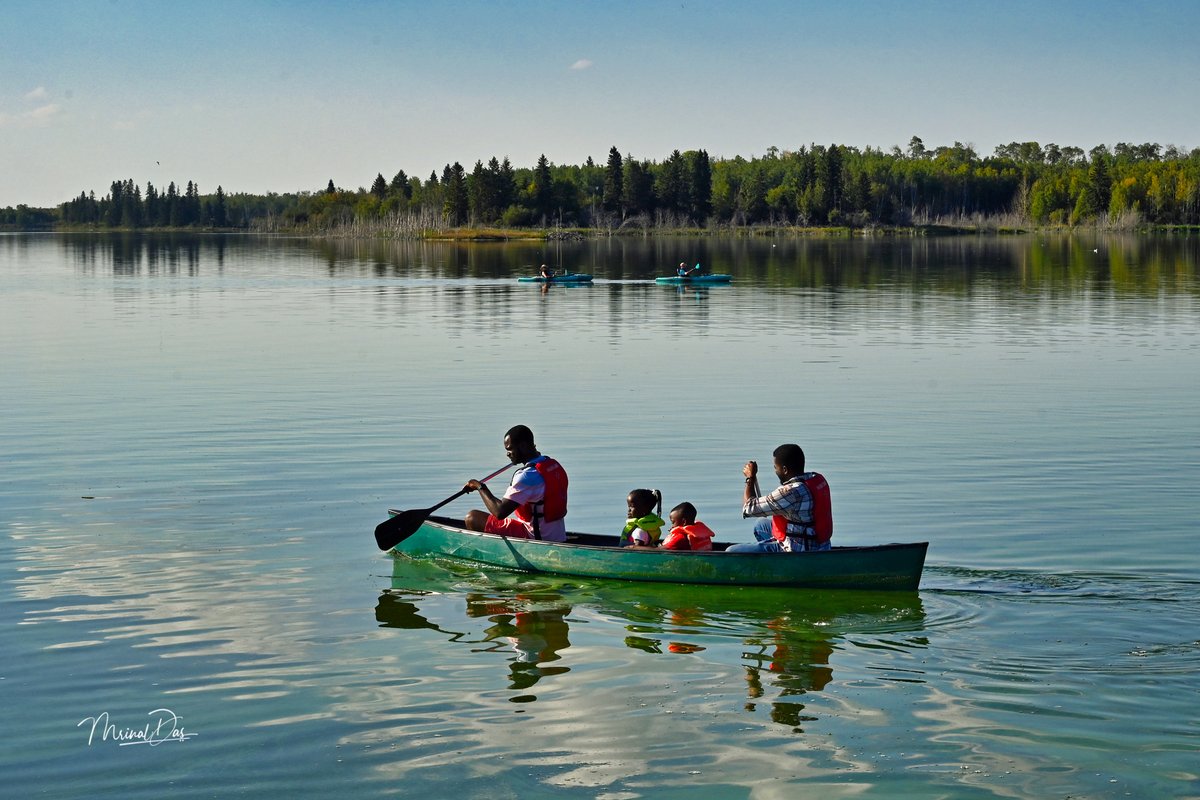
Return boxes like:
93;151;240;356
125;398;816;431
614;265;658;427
386;515;927;590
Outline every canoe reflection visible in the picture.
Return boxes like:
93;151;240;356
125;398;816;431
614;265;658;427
379;555;925;727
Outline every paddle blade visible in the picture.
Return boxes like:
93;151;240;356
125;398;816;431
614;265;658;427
374;507;431;551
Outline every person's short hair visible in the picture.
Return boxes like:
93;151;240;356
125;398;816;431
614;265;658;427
670;502;697;523
505;425;535;446
773;443;806;473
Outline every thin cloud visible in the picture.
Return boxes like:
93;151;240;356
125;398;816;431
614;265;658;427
25;86;49;101
570;59;593;71
28;103;60;121
0;103;60;128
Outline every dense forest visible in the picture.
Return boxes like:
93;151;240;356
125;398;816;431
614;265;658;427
4;138;1199;235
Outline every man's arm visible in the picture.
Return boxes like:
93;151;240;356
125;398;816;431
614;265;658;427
742;461;763;515
464;480;520;520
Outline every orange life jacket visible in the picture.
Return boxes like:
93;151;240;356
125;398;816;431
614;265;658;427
662;521;716;551
769;473;832;544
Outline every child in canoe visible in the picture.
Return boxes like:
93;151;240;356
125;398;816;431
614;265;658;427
662;502;716;551
620;488;667;547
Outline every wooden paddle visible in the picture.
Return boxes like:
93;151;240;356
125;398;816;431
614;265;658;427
374;463;515;551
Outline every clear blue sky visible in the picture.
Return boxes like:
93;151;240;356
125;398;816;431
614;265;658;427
3;0;1197;208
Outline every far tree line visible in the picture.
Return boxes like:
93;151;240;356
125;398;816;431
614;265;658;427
5;138;1199;233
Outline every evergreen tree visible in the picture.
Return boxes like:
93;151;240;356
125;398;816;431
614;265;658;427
184;181;200;226
622;158;655;217
1074;152;1113;221
818;144;843;215
497;157;516;210
212;185;228;227
689;149;712;222
370;173;388;199
389;170;411;198
468;160;492;223
106;180;123;227
166;182;180;226
532;155;554;222
602;146;623;214
655;150;690;218
443;162;468;225
145;182;159;226
121;180;142;227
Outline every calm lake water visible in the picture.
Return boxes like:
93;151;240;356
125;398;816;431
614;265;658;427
2;232;1198;799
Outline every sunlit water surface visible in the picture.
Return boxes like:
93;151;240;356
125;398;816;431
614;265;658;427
2;232;1198;799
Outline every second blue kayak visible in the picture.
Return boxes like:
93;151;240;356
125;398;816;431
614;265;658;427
518;273;594;283
655;274;732;284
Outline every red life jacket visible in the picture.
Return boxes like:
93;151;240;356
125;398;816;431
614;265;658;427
769;473;832;544
512;457;568;534
663;522;715;551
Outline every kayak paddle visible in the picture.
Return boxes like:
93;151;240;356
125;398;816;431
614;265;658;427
374;463;516;551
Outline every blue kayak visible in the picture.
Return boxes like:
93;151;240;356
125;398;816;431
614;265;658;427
518;273;594;283
655;273;732;284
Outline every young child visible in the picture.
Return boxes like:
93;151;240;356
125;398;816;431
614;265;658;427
662;502;716;551
620;488;666;547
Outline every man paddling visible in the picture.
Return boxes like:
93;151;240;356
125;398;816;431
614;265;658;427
726;444;832;553
463;425;569;542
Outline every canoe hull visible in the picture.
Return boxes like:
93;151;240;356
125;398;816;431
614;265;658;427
389;516;926;590
655;274;732;284
517;274;594;283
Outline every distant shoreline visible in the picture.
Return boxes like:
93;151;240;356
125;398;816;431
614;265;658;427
12;223;1199;239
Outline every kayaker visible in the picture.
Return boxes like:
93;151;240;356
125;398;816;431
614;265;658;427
620;488;666;547
539;264;555;279
677;261;700;277
463;425;569;542
662;502;715;551
726;444;833;553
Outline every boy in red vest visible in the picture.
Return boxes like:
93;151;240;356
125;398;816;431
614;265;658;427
662;502;716;551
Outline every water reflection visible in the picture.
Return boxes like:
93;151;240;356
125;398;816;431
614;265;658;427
382;555;925;729
740;623;834;730
375;589;572;697
50;231;1200;295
